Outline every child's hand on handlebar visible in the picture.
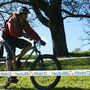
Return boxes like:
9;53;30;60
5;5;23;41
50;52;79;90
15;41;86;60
40;40;46;46
37;40;46;46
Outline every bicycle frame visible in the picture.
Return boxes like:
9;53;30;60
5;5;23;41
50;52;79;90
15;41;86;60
0;41;41;71
17;44;38;70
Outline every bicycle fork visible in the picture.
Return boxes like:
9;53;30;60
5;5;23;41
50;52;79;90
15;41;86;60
35;50;46;70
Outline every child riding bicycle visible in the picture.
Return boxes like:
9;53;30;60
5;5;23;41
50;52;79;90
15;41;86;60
1;6;45;83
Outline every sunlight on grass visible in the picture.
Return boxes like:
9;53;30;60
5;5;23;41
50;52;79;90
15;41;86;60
1;52;90;90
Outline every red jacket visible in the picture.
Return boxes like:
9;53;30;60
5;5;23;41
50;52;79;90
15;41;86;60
2;16;41;41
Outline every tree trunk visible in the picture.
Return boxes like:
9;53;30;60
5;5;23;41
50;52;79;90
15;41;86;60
30;0;68;56
48;0;68;56
50;18;68;57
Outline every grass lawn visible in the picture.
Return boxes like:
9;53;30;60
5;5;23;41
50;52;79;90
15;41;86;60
1;51;90;90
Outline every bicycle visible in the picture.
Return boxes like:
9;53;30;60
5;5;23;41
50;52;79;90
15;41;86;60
0;38;61;89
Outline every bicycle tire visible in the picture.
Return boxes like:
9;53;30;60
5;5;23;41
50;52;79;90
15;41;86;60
0;60;10;88
31;54;61;89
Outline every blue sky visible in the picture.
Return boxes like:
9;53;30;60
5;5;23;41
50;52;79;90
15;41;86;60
64;18;90;52
32;18;90;54
0;17;89;56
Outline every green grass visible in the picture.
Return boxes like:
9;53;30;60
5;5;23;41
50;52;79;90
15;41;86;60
2;58;90;90
61;58;90;70
20;50;90;59
1;51;90;90
69;50;90;57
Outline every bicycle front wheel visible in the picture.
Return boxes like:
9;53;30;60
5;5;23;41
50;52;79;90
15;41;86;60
31;54;61;89
0;59;10;88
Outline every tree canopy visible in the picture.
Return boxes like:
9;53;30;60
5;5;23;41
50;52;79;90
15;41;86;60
0;0;90;56
0;0;90;28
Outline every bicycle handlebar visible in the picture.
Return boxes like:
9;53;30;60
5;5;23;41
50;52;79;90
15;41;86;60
34;40;46;47
23;33;46;46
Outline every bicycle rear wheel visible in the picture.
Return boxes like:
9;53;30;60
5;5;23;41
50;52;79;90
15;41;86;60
0;59;10;88
31;54;61;89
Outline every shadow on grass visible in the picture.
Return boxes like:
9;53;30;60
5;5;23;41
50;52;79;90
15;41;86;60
68;52;90;57
5;87;35;90
5;87;87;90
52;87;88;90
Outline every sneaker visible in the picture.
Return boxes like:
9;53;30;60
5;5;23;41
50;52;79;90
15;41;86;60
8;77;18;83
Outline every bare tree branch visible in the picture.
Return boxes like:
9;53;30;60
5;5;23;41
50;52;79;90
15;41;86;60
0;1;14;7
32;5;49;27
62;9;90;18
13;0;32;5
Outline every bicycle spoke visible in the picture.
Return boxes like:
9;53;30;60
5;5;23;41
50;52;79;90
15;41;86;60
31;55;61;89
